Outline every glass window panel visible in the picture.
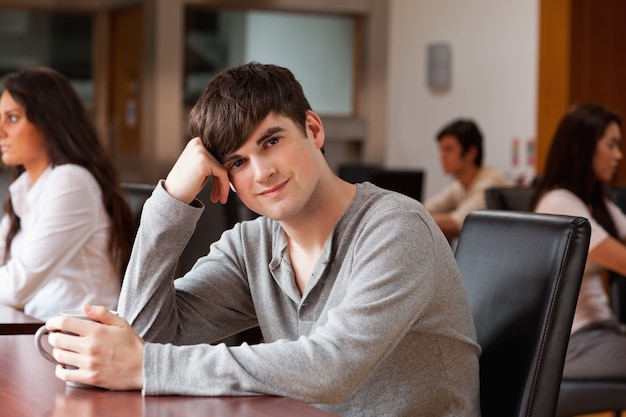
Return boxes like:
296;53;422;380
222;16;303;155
184;9;355;116
0;9;93;106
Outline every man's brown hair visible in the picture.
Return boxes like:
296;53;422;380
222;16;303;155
189;62;312;163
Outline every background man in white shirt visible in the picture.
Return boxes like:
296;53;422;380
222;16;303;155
425;118;511;240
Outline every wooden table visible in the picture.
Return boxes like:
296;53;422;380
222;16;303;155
0;335;339;417
0;305;43;335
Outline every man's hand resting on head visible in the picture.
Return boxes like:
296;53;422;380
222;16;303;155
164;137;231;205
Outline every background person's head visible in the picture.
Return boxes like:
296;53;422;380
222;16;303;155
1;67;106;176
538;103;622;200
189;62;315;163
435;119;484;175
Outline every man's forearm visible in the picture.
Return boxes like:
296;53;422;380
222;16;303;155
430;213;461;240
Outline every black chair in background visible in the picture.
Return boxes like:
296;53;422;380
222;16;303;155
485;186;535;211
609;185;626;324
338;164;424;201
121;182;155;234
338;163;382;184
611;185;626;212
0;166;12;206
370;169;424;201
556;185;626;417
455;210;590;417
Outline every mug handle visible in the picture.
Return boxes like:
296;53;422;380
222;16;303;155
34;325;58;364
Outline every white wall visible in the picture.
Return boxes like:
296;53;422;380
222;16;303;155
386;0;538;199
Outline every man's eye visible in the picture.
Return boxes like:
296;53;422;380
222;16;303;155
267;137;280;146
231;159;244;169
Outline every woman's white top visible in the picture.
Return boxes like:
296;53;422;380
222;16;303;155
535;188;626;333
0;164;121;320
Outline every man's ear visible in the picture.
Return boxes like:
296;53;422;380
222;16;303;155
305;110;325;150
464;145;479;164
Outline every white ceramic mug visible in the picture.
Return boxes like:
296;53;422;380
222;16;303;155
34;308;115;388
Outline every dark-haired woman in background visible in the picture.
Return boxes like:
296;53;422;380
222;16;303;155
532;103;626;378
0;67;134;320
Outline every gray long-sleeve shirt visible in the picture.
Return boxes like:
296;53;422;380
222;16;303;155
119;181;481;417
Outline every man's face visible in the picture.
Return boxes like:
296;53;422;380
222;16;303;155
437;134;475;176
222;111;325;221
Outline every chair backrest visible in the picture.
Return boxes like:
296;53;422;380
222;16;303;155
485;187;535;211
609;185;626;323
455;210;590;417
370;169;424;201
338;164;424;201
611;185;626;212
338;163;382;184
0;166;12;206
121;182;155;233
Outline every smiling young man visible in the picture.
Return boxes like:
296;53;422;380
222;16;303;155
425;119;511;240
45;63;481;417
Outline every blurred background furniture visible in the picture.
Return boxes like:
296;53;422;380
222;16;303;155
339;163;424;201
455;210;590;417
121;182;155;234
556;186;626;417
338;163;382;184
369;169;424;201
0;166;11;205
609;185;626;325
611;185;626;213
484;186;535;211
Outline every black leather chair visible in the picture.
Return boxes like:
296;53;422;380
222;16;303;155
611;185;626;213
370;169;424;201
0;166;13;206
338;163;382;184
455;210;590;417
609;185;626;325
485;186;535;211
556;186;626;417
338;164;424;201
121;182;155;234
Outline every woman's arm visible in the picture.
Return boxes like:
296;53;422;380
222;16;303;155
589;237;626;276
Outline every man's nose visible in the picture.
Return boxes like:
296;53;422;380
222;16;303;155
251;157;275;181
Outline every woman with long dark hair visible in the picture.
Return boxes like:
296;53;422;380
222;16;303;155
532;102;626;379
0;67;133;320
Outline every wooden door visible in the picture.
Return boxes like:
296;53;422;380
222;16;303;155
538;0;626;184
108;6;143;172
570;0;626;184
